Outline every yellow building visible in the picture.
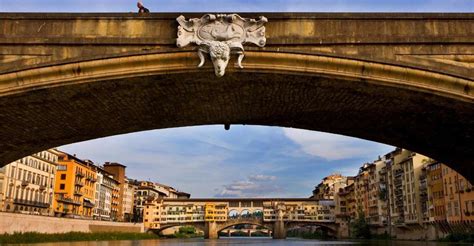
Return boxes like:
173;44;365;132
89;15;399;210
442;165;474;223
53;151;97;218
204;203;228;222
0;149;59;216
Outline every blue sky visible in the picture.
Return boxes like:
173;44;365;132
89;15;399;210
3;0;469;198
61;126;393;198
1;0;473;12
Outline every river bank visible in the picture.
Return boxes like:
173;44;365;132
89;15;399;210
2;237;473;246
0;232;159;244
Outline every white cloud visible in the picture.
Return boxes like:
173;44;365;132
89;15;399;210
248;174;277;182
283;128;393;161
216;175;282;197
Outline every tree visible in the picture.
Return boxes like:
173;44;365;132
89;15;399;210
351;207;371;239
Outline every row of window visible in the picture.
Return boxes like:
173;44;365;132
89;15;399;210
6;185;53;204
10;166;54;188
34;151;58;164
18;157;56;174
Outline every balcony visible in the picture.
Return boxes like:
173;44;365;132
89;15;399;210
83;200;95;208
75;172;85;177
74;190;83;196
75;181;84;187
394;169;404;177
39;185;46;191
56;195;81;206
21;180;29;186
13;199;50;208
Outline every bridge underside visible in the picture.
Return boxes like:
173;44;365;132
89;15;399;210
0;68;472;180
0;13;472;180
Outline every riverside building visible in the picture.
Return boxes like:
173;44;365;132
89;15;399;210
331;148;473;239
93;167;119;220
103;162;127;221
53;151;97;218
0;150;59;216
122;178;135;222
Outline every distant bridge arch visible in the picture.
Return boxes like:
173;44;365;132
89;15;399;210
286;221;338;233
216;218;272;232
151;223;206;234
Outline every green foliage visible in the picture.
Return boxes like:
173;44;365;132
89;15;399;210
350;208;371;239
178;226;196;234
166;226;201;239
0;232;159;244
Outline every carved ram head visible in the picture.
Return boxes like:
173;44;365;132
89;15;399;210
197;41;244;77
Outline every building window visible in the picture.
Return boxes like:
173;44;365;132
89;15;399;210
60;184;65;190
57;165;67;171
61;174;66;180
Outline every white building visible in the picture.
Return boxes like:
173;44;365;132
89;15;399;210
0;150;59;216
93;167;117;220
122;178;135;222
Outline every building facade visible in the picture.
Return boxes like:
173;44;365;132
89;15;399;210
93;168;119;221
0;150;58;216
122;178;135;222
53;152;97;218
442;164;474;223
312;174;348;200
103;162;126;221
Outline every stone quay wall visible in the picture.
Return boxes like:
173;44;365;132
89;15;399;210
0;212;144;234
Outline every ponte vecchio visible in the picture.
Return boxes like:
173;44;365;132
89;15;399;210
143;198;338;239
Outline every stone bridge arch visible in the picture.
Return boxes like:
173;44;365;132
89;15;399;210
151;223;205;234
286;221;338;233
0;13;473;181
216;218;272;232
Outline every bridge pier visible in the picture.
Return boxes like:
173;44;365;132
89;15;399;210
204;221;218;239
273;220;286;239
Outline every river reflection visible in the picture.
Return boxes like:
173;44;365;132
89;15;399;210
28;238;470;246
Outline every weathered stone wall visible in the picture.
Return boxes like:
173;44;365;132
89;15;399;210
0;212;144;234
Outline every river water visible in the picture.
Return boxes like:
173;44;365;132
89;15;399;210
26;238;470;246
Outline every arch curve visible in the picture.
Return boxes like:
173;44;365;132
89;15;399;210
0;51;472;181
217;220;272;233
152;223;206;234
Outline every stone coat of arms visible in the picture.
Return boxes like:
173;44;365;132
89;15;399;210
177;14;268;77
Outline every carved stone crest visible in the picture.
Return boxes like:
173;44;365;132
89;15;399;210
177;14;267;77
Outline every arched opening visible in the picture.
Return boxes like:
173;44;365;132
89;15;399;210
228;210;240;220
150;224;205;237
252;209;263;219
240;210;251;219
218;223;272;238
287;224;336;240
0;51;471;182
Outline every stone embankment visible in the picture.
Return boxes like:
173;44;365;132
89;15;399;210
0;212;143;234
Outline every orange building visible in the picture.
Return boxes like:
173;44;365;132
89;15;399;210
427;162;446;222
53;151;97;218
442;165;474;223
